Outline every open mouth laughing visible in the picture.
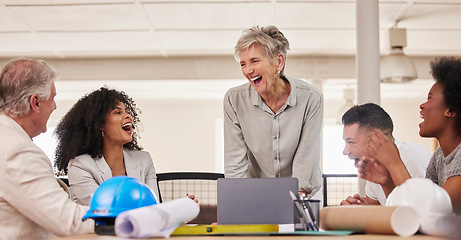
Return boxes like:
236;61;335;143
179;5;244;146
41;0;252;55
250;76;262;85
419;111;426;127
122;122;133;134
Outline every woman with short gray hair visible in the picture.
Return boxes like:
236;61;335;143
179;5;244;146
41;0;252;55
224;25;324;197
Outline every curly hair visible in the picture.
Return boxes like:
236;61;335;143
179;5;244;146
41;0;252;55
54;87;143;173
234;25;290;77
430;56;461;135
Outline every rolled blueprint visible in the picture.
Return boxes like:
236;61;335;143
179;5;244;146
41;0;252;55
114;197;200;238
319;206;419;237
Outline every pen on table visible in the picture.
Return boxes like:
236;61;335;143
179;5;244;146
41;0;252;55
289;191;314;231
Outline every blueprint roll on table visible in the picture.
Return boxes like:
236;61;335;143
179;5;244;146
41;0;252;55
114;197;199;238
319;206;419;237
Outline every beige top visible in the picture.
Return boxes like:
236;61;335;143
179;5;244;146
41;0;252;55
223;77;323;196
68;149;158;206
0;114;94;239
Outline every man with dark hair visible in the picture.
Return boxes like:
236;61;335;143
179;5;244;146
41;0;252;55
340;103;431;205
0;58;94;239
361;57;461;214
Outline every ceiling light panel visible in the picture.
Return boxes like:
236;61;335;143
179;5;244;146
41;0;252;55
284;29;356;55
2;0;133;5
395;4;461;30
40;31;162;55
7;4;150;31
142;2;272;29
0;7;29;31
276;2;355;29
156;30;239;54
0;32;53;55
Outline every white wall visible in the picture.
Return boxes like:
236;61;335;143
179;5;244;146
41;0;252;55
45;79;436;176
22;55;437;174
383;100;434;150
136;99;224;173
48;80;231;174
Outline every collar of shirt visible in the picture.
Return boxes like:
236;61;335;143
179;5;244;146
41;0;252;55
250;76;298;109
442;142;461;165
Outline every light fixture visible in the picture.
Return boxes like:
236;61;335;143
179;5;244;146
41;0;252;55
380;28;417;83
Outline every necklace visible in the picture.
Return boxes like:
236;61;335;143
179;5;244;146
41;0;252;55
109;165;125;170
106;156;125;170
109;160;125;170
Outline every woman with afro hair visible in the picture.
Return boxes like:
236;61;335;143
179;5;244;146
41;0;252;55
358;57;461;215
54;87;159;205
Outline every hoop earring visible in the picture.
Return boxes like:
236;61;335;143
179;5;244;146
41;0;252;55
102;131;104;138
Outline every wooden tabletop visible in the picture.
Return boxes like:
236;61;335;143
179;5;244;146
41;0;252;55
53;233;448;240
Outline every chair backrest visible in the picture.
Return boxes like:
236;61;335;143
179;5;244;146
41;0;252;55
322;174;358;206
57;176;70;187
156;172;224;224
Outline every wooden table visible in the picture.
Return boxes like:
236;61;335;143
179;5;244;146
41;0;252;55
53;233;448;240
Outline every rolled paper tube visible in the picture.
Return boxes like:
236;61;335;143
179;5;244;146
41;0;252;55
114;197;200;238
319;206;419;237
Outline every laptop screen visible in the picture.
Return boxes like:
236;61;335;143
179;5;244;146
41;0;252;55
217;178;298;225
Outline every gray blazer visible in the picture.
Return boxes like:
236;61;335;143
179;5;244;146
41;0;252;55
67;149;158;206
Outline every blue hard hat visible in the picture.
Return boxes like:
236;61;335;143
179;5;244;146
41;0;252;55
82;176;157;220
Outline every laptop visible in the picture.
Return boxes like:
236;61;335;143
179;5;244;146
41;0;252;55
217;178;298;225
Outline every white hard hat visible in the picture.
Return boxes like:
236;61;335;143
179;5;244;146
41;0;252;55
386;178;453;236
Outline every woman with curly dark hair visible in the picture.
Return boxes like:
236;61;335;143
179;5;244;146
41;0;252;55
357;56;461;215
54;87;159;205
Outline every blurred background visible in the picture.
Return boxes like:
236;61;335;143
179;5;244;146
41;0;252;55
1;1;460;203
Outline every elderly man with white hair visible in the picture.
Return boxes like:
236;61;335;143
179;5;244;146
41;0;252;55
0;58;94;239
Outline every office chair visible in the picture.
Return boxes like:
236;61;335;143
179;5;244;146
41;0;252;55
322;174;358;206
156;172;224;224
57;176;70;187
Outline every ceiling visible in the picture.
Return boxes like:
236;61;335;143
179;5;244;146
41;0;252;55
0;0;459;104
1;0;461;58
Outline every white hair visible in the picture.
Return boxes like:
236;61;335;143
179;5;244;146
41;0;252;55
0;58;57;117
